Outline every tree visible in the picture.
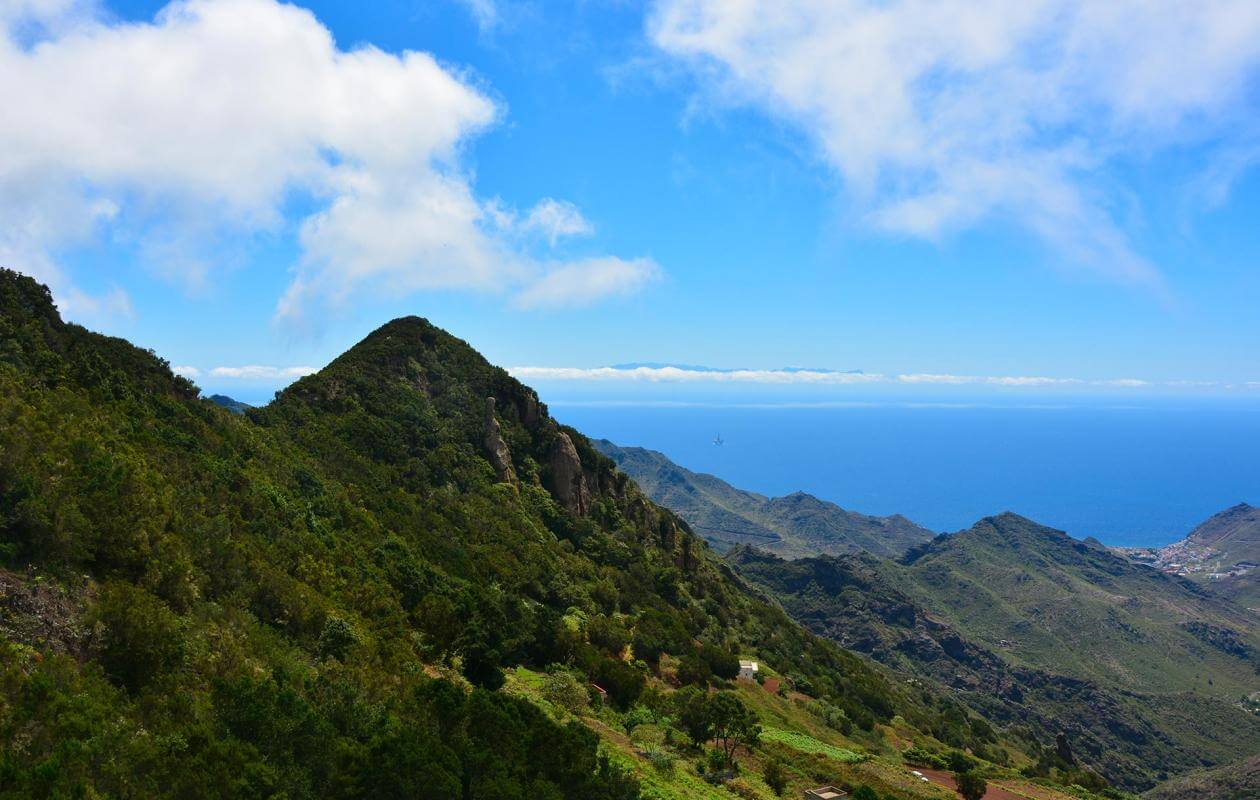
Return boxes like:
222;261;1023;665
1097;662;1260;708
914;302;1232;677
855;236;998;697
587;614;630;656
675;653;712;687
763;759;788;795
948;750;977;774
316;616;358;660
417;594;462;662
700;644;740;681
673;685;713;748
94;583;186;691
461;643;505;690
956;771;987;800
589;656;645;709
541;667;590;715
708;692;761;768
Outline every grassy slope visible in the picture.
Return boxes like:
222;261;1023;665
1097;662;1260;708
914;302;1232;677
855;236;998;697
505;666;1096;800
729;546;1260;790
593;440;933;558
1186;504;1260;609
896;514;1260;697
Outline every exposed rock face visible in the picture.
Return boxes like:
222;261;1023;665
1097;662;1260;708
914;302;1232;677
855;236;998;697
1056;732;1077;765
482;397;515;484
549;431;590;515
0;568;93;658
520;390;541;429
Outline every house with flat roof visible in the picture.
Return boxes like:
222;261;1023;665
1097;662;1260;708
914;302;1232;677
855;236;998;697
738;659;758;680
803;787;848;800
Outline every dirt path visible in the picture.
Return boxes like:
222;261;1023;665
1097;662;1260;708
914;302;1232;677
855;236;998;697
917;769;1033;800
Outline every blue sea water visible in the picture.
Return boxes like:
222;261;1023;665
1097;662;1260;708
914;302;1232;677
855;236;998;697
551;402;1260;548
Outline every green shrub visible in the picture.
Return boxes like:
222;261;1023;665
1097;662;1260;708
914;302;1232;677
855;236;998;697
94;583;185;691
316;616;358;660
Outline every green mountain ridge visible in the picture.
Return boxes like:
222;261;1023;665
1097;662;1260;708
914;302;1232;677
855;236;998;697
1187;503;1260;552
0;269;1061;800
1183;504;1260;608
592;440;934;558
729;541;1260;789
896;514;1260;698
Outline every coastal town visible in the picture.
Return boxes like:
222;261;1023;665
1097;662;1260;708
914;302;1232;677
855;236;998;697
1118;538;1258;581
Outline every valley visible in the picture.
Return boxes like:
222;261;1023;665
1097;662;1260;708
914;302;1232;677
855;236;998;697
608;437;1260;794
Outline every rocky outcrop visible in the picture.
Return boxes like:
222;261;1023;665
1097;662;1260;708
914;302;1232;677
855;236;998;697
482;397;516;484
0;568;93;658
549;431;590;515
1057;732;1077;765
520;390;541;429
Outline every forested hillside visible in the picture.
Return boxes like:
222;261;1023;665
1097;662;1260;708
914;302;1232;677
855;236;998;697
0;269;1069;799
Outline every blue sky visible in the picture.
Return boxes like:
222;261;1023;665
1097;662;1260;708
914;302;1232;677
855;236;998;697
4;0;1260;405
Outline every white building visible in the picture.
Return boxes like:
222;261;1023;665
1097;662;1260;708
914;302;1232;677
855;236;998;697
738;660;759;680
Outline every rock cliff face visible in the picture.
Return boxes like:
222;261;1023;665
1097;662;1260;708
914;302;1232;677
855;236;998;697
520;390;541;429
549;431;590;515
482;397;516;484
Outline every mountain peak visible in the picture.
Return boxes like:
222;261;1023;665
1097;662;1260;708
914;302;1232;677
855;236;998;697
276;313;507;409
964;511;1067;543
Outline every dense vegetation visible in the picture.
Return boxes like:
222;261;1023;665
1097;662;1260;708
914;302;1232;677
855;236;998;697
0;269;1012;798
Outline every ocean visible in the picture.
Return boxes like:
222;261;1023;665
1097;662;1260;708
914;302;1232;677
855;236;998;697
550;401;1260;547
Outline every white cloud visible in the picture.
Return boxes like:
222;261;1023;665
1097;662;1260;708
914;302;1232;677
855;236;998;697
208;365;317;380
986;376;1082;387
519;199;595;245
484;197;594;245
649;0;1260;284
511;365;1208;389
454;0;498;32
895;373;975;386
512;256;661;309
0;0;653;328
171;364;200;378
510;365;885;383
897;374;1083;387
1100;378;1149;388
